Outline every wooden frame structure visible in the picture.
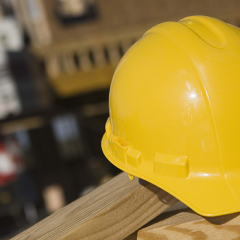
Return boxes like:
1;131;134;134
13;0;240;97
12;172;240;240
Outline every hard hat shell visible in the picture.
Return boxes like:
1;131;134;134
101;16;240;216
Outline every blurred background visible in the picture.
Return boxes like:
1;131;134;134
0;0;238;238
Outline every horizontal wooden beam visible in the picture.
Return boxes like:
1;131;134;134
12;172;178;240
137;210;240;239
48;65;116;97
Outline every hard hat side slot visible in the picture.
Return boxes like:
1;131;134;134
111;137;130;163
153;153;189;178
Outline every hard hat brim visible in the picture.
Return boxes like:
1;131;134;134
102;133;237;217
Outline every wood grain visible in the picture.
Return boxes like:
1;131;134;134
12;172;178;240
137;210;240;240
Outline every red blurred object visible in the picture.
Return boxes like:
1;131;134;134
0;141;24;187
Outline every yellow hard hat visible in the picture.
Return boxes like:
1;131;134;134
101;16;240;216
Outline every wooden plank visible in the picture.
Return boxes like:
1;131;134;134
137;210;240;240
92;46;107;67
107;43;121;64
12;172;178;240
45;55;62;78
61;54;77;75
78;51;92;71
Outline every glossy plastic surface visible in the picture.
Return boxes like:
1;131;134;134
102;16;240;216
